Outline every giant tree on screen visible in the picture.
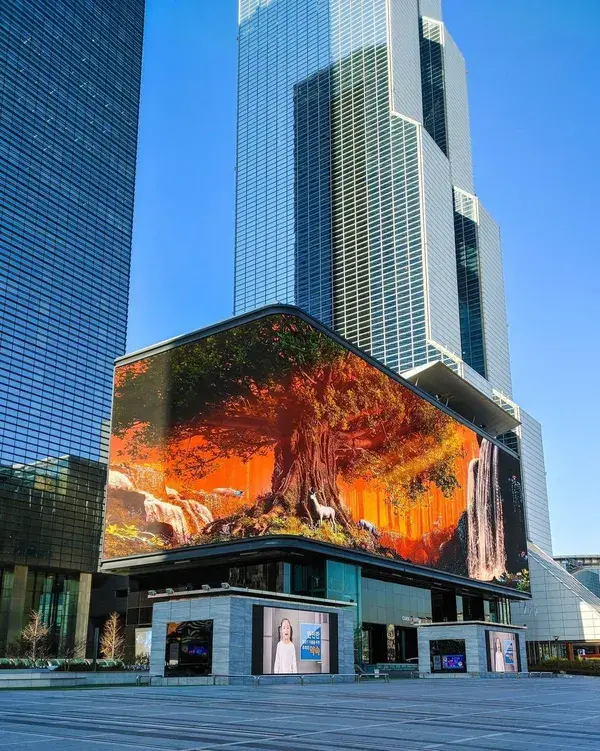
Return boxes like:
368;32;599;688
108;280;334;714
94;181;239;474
107;312;528;591
112;316;462;536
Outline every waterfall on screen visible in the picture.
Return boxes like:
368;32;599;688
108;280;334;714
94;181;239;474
467;439;506;580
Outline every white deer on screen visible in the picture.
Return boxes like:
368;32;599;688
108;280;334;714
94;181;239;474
309;489;336;529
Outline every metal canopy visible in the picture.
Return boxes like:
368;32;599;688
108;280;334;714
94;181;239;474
100;534;531;601
403;361;520;437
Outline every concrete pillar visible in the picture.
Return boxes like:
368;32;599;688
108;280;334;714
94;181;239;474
6;564;28;651
74;572;92;657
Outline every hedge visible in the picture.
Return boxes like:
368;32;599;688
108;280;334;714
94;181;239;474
530;658;600;675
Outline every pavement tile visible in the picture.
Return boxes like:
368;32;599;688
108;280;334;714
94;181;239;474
0;678;599;750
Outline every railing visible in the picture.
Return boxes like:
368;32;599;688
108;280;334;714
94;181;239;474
330;673;359;684
212;674;262;687
151;673;363;687
357;672;390;683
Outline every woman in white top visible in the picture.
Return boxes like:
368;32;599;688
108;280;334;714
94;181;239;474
273;618;297;674
494;638;506;672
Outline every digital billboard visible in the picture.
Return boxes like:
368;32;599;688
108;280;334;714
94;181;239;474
487;631;520;673
254;606;333;675
103;311;528;590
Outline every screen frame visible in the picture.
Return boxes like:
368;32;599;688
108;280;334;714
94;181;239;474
429;639;467;673
486;630;521;673
251;604;339;675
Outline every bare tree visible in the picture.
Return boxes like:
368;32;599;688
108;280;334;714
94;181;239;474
99;612;125;660
21;610;50;662
58;638;88;671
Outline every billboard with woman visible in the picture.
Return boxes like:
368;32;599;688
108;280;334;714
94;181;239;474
487;630;520;673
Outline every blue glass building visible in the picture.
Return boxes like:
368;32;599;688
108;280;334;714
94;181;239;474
0;0;144;653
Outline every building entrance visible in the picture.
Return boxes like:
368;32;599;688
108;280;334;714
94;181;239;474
362;623;418;664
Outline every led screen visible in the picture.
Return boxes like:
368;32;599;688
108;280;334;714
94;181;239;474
487;631;520;673
103;312;528;590
257;607;333;675
442;654;465;670
165;620;213;677
430;639;467;673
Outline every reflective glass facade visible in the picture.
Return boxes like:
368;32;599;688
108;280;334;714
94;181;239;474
362;577;433;626
234;0;516;391
234;0;503;386
236;0;332;318
556;557;600;599
453;188;486;377
329;44;425;372
0;0;144;572
236;0;433;374
419;16;447;155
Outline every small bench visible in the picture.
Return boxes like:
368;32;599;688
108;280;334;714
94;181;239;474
355;665;390;683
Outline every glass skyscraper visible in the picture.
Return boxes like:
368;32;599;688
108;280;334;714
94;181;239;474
234;0;553;558
235;0;508;382
0;0;144;653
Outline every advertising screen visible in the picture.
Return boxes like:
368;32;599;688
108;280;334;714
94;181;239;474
254;606;334;675
442;654;465;670
430;639;467;673
487;631;520;673
103;311;528;591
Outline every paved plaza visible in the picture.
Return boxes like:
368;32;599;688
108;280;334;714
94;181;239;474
0;678;599;750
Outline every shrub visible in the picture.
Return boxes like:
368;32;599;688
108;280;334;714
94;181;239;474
0;656;129;671
127;652;149;671
530;658;600;675
54;658;125;672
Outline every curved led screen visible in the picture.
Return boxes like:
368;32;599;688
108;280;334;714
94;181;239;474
103;311;529;591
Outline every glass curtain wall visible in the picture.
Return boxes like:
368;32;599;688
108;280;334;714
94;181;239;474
0;0;144;574
235;0;432;375
453;189;486;377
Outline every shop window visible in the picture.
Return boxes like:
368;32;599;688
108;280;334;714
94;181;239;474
134;627;152;659
430;639;467;673
165;620;213;677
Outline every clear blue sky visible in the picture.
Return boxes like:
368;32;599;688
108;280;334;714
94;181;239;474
129;0;600;555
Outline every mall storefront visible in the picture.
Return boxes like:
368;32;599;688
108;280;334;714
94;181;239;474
147;587;355;682
101;536;522;669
